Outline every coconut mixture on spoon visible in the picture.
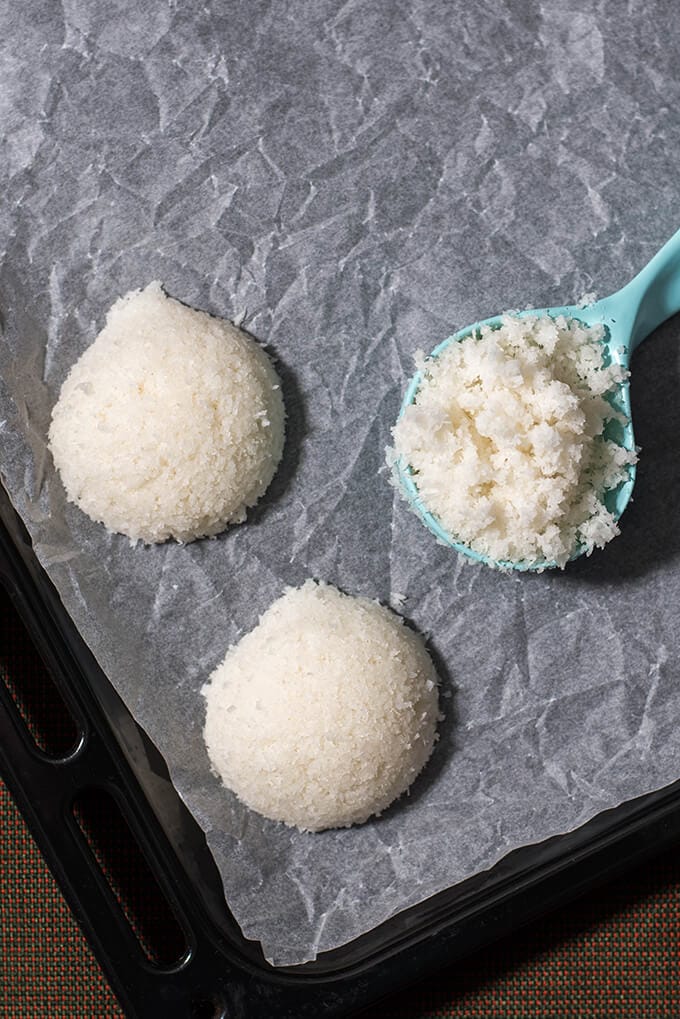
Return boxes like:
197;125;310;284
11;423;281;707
390;226;680;571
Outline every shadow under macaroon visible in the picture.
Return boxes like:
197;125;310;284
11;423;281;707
232;342;307;530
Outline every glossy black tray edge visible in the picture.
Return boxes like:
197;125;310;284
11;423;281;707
1;481;680;1019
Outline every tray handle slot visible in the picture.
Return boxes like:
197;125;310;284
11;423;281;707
71;786;190;969
0;586;82;758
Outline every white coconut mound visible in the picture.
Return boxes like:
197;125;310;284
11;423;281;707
48;282;285;543
202;580;440;832
390;314;637;568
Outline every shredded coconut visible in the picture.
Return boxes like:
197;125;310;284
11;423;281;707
202;580;440;832
49;282;285;543
390;314;636;568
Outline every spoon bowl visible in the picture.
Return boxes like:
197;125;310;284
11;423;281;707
395;227;680;571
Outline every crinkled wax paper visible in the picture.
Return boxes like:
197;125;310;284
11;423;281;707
1;0;680;966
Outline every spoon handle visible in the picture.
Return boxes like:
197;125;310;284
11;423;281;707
615;226;680;353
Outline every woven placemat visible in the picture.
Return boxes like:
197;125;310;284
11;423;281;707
0;777;123;1019
2;584;680;1018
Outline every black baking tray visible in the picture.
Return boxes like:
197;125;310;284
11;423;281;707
2;479;680;1018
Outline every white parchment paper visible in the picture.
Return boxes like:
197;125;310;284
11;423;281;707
1;0;680;965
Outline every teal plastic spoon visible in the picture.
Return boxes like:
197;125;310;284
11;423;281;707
395;226;680;571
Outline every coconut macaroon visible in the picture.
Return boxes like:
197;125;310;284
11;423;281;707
391;314;637;568
48;283;285;543
202;580;440;832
